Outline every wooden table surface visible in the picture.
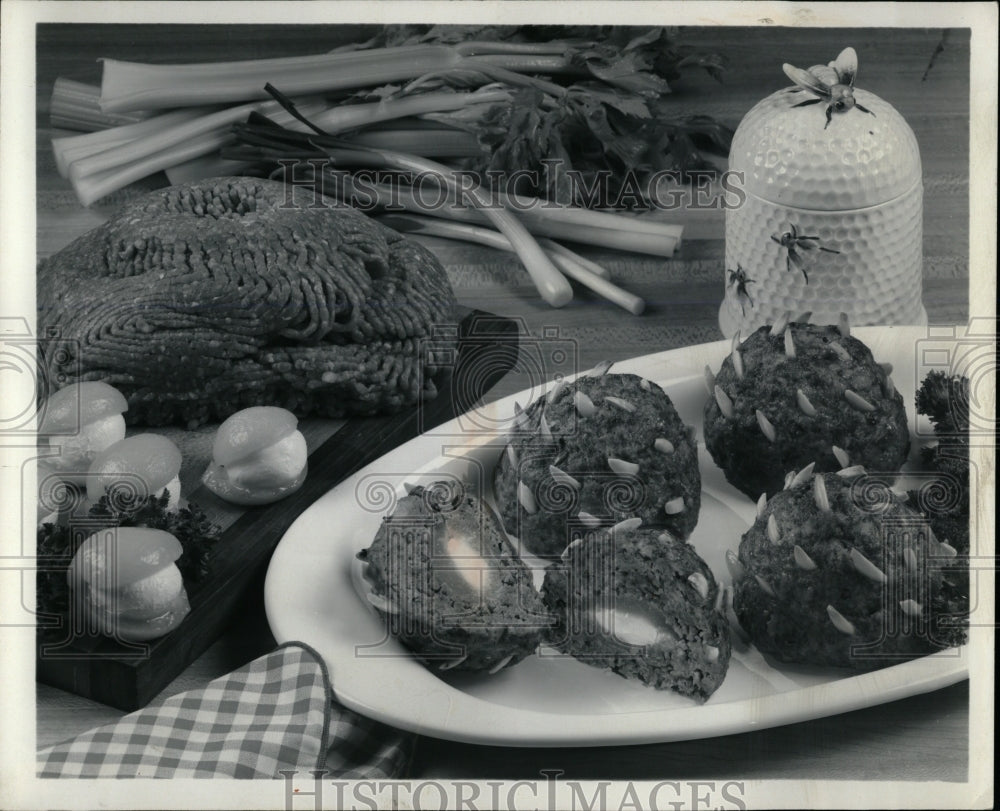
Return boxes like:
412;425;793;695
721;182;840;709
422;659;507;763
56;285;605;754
32;23;972;785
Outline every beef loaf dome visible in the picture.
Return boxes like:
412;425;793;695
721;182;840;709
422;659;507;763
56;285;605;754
494;368;701;558
541;523;731;701
37;177;458;427
732;467;968;670
704;316;909;500
357;481;549;674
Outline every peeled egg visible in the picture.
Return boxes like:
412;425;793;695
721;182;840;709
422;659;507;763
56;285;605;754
38;382;128;484
87;434;183;510
202;406;308;506
68;527;190;641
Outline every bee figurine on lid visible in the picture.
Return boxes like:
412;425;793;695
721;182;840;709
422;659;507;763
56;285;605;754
721;47;926;337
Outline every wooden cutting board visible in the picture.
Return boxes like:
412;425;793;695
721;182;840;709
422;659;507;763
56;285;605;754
36;308;520;710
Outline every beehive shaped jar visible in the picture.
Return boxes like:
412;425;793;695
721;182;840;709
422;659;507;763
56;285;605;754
721;65;926;337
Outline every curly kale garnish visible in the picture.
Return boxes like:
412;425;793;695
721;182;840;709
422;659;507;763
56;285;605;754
911;371;971;492
36;492;221;638
906;371;971;644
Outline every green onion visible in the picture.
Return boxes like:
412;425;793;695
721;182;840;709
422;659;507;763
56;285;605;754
379;213;644;315
324;177;680;257
537;239;611;280
164;126;483;186
318;145;572;308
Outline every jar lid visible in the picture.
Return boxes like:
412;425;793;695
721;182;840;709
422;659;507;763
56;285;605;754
729;85;921;210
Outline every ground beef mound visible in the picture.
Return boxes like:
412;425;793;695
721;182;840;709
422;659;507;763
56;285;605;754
357;481;549;674
494;371;701;558
704;321;910;499
541;526;731;701
37;177;458;427
733;470;968;670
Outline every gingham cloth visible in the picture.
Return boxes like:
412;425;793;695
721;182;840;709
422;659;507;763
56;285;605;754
37;642;413;779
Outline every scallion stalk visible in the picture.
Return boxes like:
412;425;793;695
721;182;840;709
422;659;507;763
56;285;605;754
379;213;645;315
319;145;572;307
536;239;611;280
164;126;483;186
331;178;679;257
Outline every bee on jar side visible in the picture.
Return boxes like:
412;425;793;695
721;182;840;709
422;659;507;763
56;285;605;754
770;224;840;283
727;264;756;315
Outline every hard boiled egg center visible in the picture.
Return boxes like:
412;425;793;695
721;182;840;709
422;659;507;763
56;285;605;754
442;533;495;591
593;600;676;648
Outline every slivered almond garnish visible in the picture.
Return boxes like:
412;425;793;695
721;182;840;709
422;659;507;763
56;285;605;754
837;312;851;338
605;396;636;413
611;517;643;534
517;480;537;514
850;547;887;583
487;654;514;675
769;310;791;336
439;654;467;671
827;604;856;635
687;571;710;600
797;388;817;416
793;544;817;570
714;385;734;419
845;389;876;412
813;474;831;512
608;457;640;476
574;390;597;417
663;496;685;515
831;445;850;468
755;574;776;597
790;461;815;488
755;409;776;442
767;514;781;544
549;464;581;489
654;437;674;454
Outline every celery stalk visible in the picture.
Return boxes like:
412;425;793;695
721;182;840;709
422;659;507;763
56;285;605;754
49;78;153;131
100;46;462;113
52;108;210;178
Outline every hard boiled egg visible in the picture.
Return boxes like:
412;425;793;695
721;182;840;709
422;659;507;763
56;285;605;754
38;382;128;484
87;434;183;510
67;527;190;641
202;406;308;505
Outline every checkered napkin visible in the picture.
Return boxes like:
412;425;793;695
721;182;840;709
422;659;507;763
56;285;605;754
37;642;413;779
